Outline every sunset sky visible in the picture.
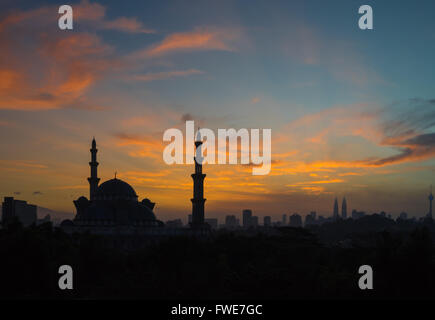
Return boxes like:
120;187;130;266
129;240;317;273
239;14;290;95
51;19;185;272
0;0;434;222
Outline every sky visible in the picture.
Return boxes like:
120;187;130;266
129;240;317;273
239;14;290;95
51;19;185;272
0;0;434;222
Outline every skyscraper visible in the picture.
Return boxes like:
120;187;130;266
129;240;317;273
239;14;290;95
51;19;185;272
191;130;206;227
428;185;433;219
333;198;339;219
87;137;100;200
282;213;287;225
289;213;302;227
305;211;317;226
1;197;37;227
243;209;252;228
341;197;347;219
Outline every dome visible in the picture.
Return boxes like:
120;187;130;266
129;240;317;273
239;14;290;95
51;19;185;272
95;178;138;201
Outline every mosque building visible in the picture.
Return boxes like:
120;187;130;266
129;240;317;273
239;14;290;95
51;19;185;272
61;138;164;234
61;136;210;237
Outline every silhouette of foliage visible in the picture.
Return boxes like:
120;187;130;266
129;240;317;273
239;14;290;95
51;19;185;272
1;218;435;299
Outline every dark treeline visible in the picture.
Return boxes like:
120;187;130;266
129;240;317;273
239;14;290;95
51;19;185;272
1;216;435;299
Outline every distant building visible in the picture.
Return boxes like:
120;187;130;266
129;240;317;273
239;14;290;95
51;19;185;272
333;198;339;219
263;216;272;227
251;216;259;228
352;209;366;220
225;215;238;228
282;214;287;225
2;197;37;227
205;218;218;229
289;213;302;227
318;215;326;224
243;209;252;228
305;211;317;226
399;212;408;220
341;198;347;219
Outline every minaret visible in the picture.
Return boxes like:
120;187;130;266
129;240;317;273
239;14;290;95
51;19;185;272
341;197;347;219
191;129;206;227
428;185;434;219
87;137;100;200
333;198;339;219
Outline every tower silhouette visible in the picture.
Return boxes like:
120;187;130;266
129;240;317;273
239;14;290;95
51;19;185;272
191;129;206;227
333;198;339;219
429;185;434;219
341;197;347;219
87;137;100;200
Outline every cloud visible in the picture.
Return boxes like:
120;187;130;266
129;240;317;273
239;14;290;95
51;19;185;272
129;69;203;82
271;98;435;180
276;103;383;147
0;0;153;34
372;99;435;166
50;185;87;190
101;17;155;34
0;160;48;169
371;132;435;166
33;191;43;195
114;132;163;160
13;191;21;195
73;0;154;34
0;1;151;111
0;30;115;110
286;178;344;194
115;133;162;148
134;27;241;58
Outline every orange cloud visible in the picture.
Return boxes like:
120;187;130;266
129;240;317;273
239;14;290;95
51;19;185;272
0;31;115;110
338;172;363;176
137;27;240;57
0;160;48;169
102;17;155;34
0;1;153;111
286;178;344;187
114;133;164;161
74;0;154;33
274;102;435;177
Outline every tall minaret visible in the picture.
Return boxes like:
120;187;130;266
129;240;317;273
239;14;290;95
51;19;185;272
341;197;347;219
428;185;434;219
191;129;206;227
87;137;100;200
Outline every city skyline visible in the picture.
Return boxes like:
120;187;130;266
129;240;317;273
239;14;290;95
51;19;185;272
0;0;434;221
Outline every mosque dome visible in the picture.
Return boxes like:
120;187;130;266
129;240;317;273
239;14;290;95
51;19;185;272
95;178;138;201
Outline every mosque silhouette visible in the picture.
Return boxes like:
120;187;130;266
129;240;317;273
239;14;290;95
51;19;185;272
60;137;209;237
